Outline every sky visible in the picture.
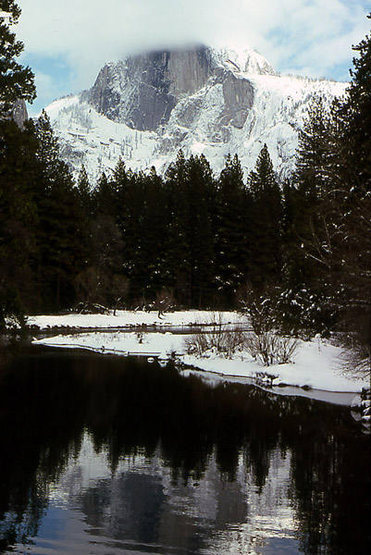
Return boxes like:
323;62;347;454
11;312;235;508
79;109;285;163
15;0;370;116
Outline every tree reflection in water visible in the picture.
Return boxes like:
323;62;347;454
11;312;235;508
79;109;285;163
0;347;370;553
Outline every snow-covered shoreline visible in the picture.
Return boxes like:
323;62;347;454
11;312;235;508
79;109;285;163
31;322;369;398
27;310;246;331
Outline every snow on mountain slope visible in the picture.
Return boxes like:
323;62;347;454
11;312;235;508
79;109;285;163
45;46;348;183
47;95;160;180
210;47;276;75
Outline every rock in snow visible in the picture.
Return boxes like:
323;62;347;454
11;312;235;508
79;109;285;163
45;45;348;182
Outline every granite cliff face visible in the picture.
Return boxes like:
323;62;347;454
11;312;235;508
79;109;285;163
85;56;177;131
84;46;255;132
220;73;255;129
45;45;347;181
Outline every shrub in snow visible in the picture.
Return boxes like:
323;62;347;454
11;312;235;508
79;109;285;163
244;331;298;366
185;313;245;358
185;309;298;364
337;329;371;377
185;331;210;356
239;288;299;365
185;328;245;357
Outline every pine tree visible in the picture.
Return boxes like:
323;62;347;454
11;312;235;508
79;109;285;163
184;154;215;306
164;150;193;305
77;164;91;214
74;165;93;300
86;171;124;306
0;1;36;325
329;18;371;360
164;151;216;306
215;153;249;305
33;113;84;309
247;145;282;289
282;15;371;347
118;169;146;301
337;14;371;193
295;96;334;201
111;157;131;255
0;1;35;113
35;111;68;185
0;119;39;324
93;171;116;215
139;167;167;299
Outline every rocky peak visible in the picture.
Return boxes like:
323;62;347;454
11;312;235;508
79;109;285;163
46;50;346;183
85;46;216;131
211;47;276;75
84;45;274;132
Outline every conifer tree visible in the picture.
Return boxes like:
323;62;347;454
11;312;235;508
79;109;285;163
33;113;83;309
164;151;216;306
35;111;69;185
184;154;215;306
295;96;334;201
0;119;39;324
0;1;36;324
118;169;147;301
337;14;371;193
86;171;124;306
75;164;93;290
111;158;131;263
283;16;371;345
328;18;371;357
248;145;282;289
93;171;115;215
164;150;193;304
215;153;249;305
77;164;90;197
77;164;92;220
0;1;35;113
139;167;167;299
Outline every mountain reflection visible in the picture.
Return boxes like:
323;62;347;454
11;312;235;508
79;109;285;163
0;347;370;553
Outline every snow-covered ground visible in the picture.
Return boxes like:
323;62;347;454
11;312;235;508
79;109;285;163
32;326;369;395
27;310;245;330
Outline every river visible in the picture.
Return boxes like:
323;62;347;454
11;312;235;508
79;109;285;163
0;346;370;553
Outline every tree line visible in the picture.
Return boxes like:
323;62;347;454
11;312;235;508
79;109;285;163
0;3;370;362
0;115;285;314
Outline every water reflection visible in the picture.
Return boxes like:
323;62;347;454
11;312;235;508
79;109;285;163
0;347;370;553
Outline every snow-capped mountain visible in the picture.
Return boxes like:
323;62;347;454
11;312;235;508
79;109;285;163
45;45;348;182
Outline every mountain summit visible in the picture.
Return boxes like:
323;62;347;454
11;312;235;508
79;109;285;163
83;46;274;132
46;45;347;180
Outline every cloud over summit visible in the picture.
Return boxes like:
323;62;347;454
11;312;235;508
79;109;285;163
17;0;370;112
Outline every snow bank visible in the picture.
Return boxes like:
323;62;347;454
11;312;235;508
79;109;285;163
27;310;246;330
32;330;369;394
33;330;186;358
183;339;368;393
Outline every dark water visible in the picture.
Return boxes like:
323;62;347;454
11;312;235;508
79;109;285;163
0;347;370;554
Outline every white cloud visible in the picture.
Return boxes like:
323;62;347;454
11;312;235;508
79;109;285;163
16;0;370;105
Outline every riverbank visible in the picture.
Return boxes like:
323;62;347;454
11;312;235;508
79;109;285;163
32;326;369;396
